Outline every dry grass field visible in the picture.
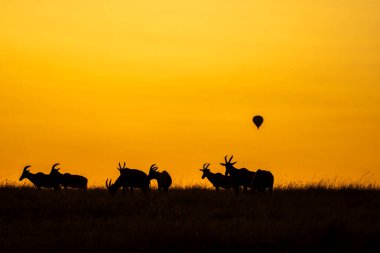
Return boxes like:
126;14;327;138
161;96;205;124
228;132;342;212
0;184;379;253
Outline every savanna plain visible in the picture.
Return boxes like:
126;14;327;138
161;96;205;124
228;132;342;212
0;183;379;253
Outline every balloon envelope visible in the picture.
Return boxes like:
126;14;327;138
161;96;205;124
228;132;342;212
252;115;264;129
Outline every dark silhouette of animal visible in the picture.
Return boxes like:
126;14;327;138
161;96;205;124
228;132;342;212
221;155;255;194
148;164;172;193
49;163;88;190
200;163;232;191
251;169;274;193
106;162;150;195
19;165;57;189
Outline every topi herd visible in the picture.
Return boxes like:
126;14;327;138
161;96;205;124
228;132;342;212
19;155;274;195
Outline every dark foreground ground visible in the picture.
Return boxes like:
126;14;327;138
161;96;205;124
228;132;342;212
0;186;379;253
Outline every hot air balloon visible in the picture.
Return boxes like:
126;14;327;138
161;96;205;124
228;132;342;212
252;115;264;129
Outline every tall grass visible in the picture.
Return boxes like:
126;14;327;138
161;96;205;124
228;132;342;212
0;183;379;252
276;179;379;191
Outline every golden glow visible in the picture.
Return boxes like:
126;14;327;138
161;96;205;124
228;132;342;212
1;1;380;186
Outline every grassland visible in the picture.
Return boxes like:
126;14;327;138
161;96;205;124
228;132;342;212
0;184;379;253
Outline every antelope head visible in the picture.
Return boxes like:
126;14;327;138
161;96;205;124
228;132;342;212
118;162;128;174
50;163;61;176
105;178;117;195
148;164;159;178
199;163;210;179
220;155;237;176
19;165;31;181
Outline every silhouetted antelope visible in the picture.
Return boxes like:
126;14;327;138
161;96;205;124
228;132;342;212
221;155;255;194
50;163;88;190
148;164;172;193
19;165;58;189
106;162;150;195
251;169;274;193
200;163;233;191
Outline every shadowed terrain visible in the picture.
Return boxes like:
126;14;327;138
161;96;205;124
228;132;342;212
0;184;379;253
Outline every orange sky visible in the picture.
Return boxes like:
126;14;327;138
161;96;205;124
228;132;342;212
1;0;380;187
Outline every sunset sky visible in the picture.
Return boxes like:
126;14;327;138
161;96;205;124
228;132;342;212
1;0;379;186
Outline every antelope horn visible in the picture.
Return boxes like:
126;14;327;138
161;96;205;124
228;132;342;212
224;155;228;163
229;155;234;163
123;162;126;169
150;164;157;170
52;163;60;170
106;179;112;188
206;163;210;169
23;165;31;171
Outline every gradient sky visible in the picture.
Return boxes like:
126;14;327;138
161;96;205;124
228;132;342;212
1;0;379;186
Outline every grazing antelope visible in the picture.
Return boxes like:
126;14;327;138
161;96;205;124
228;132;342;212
221;155;255;194
251;169;274;193
50;163;88;190
19;165;58;189
106;162;150;195
148;164;172;193
200;163;233;191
